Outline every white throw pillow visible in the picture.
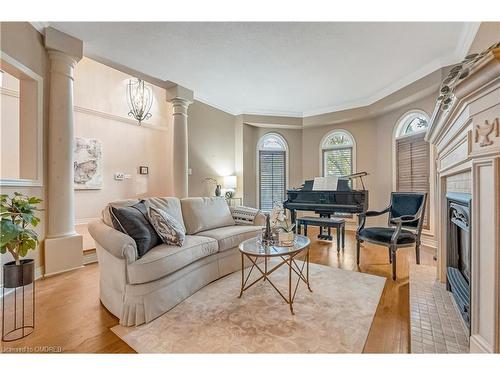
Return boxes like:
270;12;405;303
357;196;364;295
147;206;186;246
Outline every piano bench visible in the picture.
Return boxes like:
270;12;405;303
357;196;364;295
296;216;345;252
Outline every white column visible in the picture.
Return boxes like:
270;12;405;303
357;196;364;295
171;98;190;197
44;49;83;276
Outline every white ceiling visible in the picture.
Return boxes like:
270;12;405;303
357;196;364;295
48;22;479;117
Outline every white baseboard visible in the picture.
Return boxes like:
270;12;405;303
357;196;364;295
421;236;437;249
83;250;98;265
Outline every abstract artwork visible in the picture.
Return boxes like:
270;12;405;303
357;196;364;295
74;137;103;190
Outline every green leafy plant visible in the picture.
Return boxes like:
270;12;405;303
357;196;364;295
1;193;42;265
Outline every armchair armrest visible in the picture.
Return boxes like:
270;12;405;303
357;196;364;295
230;206;265;226
365;206;391;217
88;219;138;263
357;205;391;235
391;215;417;223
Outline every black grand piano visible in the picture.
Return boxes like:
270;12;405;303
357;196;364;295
283;172;369;240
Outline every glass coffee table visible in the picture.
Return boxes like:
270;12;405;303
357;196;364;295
238;235;312;314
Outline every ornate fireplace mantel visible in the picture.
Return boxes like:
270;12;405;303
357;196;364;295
426;43;500;353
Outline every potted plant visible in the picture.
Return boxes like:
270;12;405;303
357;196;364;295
270;203;295;245
1;193;42;288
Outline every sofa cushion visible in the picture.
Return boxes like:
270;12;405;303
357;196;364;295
110;201;162;258
127;235;218;284
145;197;186;234
197;225;261;252
181;197;235;234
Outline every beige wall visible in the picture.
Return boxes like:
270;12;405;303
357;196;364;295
0;22;49;272
73;57;174;222
187;100;236;197
301;92;437;228
244;126;303;208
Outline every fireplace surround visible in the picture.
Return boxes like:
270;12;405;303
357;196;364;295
446;192;472;330
426;44;500;353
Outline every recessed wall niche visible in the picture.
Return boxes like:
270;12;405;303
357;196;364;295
0;52;43;186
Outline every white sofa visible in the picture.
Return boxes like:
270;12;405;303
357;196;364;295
88;197;265;326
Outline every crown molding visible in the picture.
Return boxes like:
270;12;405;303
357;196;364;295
30;22;49;34
454;22;481;60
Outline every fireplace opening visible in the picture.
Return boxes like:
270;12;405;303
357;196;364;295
446;192;472;331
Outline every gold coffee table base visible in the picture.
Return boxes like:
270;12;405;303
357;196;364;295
238;247;312;315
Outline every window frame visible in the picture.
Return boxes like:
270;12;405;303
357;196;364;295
320;129;356;180
256;132;289;211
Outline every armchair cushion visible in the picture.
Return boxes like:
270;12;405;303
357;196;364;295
358;227;416;245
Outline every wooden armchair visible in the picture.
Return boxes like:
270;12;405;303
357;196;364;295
356;192;427;280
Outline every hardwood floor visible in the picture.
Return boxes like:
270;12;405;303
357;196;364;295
0;228;436;353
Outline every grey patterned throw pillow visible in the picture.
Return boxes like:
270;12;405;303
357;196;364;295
147;206;186;246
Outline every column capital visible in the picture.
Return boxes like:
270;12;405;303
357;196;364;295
170;97;192;116
48;50;79;79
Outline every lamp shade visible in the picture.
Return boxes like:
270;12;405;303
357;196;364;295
223;175;237;189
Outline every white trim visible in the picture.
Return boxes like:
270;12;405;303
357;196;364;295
244;122;303;130
454;22;481;61
256;132;290;210
83;250;98;265
0;52;44;188
73;106;168;131
319;129;357;180
0;87;20;98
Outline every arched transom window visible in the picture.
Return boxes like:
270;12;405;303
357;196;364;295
396;112;429;138
257;133;288;211
321;130;355;178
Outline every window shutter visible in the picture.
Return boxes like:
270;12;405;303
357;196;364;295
323;147;353;177
396;132;430;228
259;150;286;211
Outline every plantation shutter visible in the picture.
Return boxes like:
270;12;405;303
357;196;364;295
396;132;430;229
323;147;353;177
259;150;286;211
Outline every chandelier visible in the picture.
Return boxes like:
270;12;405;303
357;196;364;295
127;78;153;124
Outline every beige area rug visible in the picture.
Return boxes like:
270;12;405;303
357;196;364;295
112;262;386;353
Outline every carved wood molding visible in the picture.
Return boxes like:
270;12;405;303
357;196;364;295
437;42;500;111
475;118;499;147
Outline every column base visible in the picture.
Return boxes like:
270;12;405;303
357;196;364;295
44;234;83;277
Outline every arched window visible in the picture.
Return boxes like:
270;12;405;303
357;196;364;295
321;130;355;178
394;110;430;228
396;111;429;138
257;133;288;211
